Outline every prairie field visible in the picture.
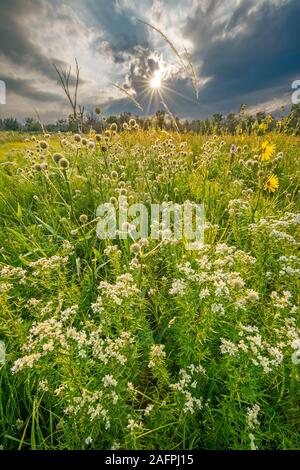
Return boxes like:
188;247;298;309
0;127;299;451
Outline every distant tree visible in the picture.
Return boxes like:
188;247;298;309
155;110;166;129
24;117;40;132
3;117;20;131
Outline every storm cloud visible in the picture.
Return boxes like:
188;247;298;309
0;0;299;121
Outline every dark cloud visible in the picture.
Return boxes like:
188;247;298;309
0;0;299;121
87;0;149;61
183;0;300;109
0;0;63;81
1;75;64;103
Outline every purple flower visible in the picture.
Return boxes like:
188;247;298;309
230;144;237;155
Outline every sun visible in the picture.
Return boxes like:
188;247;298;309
150;70;162;89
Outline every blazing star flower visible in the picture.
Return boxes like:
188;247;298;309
261;141;276;161
264;174;279;193
230;144;237;155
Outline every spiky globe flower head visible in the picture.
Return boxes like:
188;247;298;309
109;196;117;205
34;163;42;171
111;170;118;179
105;130;111;138
101;144;108;152
123;122;129;130
74;134;81;143
79;214;88;224
130;243;141;254
118;181;125;188
139;238;149;247
130;257;140;269
95;106;101;115
95;134;102;142
119;188;127;196
81;138;87;146
59;158;69;169
129;118;136;127
40;163;48;171
88;141;95;149
52;153;64;164
110;123;118;132
39;140;48;150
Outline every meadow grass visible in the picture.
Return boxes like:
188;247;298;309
0;127;299;450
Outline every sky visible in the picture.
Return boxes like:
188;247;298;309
0;0;299;122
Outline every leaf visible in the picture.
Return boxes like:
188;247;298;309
16;203;22;220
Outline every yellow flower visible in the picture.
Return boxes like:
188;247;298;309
259;122;267;131
264;174;279;193
261;141;276;160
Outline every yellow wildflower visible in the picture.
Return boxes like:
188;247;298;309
261;141;276;161
264;174;279;193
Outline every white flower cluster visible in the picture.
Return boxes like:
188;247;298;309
29;255;68;275
148;344;166;368
270;290;292;309
0;265;26;284
246;404;260;429
170;244;258;313
228;198;250;216
249;212;299;245
99;273;140;305
221;319;300;373
12;303;135;372
246;404;261;450
64;389;111;429
170;364;206;414
278;256;300;277
169;279;186;296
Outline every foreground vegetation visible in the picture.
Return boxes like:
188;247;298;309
0;127;299;450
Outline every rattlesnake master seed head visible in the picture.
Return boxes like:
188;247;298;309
59;158;70;169
79;214;88;224
39;140;48;150
130;243;141;254
53;153;64;163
